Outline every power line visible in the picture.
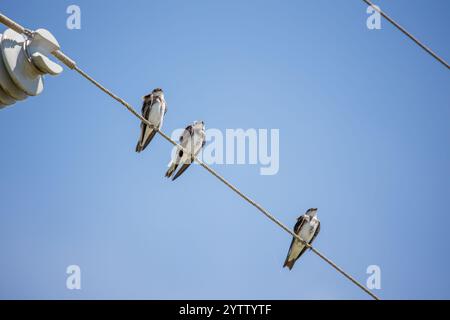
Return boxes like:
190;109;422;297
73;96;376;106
362;0;449;69
75;65;381;301
0;12;380;300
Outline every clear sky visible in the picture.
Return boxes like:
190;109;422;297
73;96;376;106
0;0;449;299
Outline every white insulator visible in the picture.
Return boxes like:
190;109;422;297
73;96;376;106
1;28;44;96
0;47;27;100
0;28;63;109
27;29;63;76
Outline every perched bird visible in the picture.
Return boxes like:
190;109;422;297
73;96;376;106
283;208;321;270
135;88;167;153
165;121;206;181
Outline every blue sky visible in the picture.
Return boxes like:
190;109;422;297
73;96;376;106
0;0;449;299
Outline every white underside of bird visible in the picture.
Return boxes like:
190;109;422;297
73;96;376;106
136;93;167;153
143;100;164;138
288;219;319;263
165;122;206;181
171;130;204;166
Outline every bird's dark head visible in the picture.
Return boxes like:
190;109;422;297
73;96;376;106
193;120;205;131
305;208;318;217
143;88;164;100
148;88;164;99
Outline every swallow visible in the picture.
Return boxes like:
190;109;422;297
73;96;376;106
135;88;167;153
165;121;206;181
283;208;321;270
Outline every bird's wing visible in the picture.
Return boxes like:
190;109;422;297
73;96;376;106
284;216;306;264
172;128;206;181
141;94;153;115
181;125;193;140
293;216;306;236
137;97;158;151
179;125;193;146
136;96;155;152
171;125;193;162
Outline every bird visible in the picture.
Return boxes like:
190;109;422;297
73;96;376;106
165;121;206;181
283;208;321;270
135;88;167;153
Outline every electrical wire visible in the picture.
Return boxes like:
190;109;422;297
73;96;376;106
0;11;381;300
362;0;449;69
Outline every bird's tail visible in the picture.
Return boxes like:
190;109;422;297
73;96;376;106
283;259;295;270
136;129;157;153
171;162;192;181
136;142;143;153
165;161;178;178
